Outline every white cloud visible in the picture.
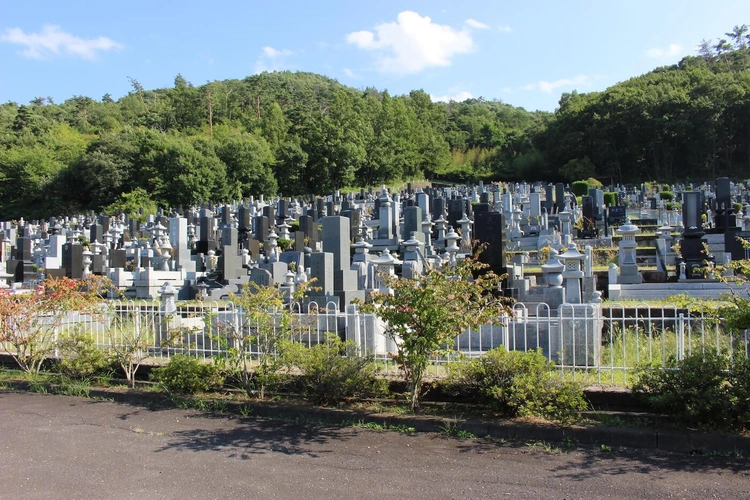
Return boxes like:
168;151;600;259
523;74;593;93
430;90;474;103
254;45;293;73
346;11;475;74
343;68;356;77
0;24;122;60
498;24;513;33
465;19;489;29
645;43;683;59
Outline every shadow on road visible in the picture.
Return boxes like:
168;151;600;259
453;437;750;477
153;418;350;460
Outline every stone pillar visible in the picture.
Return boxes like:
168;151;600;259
656;224;673;272
617;217;642;284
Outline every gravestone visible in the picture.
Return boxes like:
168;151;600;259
448;199;464;230
254;216;269;243
262;205;276;225
544;184;555;213
402;206;423;242
109;249;127;269
555;183;565;214
63;243;84;279
474;212;506;276
432;198;445;220
13;237;36;283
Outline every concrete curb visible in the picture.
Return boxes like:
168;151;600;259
5;381;750;456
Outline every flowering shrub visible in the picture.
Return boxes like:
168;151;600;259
0;276;111;374
358;257;513;411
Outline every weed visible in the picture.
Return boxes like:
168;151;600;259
238;405;253;417
600;444;613;452
526;440;561;453
210;400;228;413
352;420;415;433
57;377;91;398
562;436;577;449
438;418;475;439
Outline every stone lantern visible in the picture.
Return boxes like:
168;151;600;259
351;238;373;289
195;281;209;301
267;230;279;263
434;215;448;250
0;269;13;289
277;220;291;240
82;249;93;277
160;239;173;271
511;207;523;241
457;212;472;249
401;233;423;279
370;248;401;294
541;248;564;288
444;227;461;265
559;243;585;304
616;217;642;284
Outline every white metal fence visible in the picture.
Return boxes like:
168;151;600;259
3;299;746;385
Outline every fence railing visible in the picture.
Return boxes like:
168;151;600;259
3;300;745;386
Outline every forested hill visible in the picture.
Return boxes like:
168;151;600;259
0;29;749;220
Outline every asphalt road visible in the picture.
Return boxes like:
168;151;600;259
0;391;748;499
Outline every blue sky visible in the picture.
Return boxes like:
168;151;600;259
1;0;749;112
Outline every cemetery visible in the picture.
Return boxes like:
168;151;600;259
2;177;750;384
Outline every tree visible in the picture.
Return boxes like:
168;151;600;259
106;304;155;388
358;257;512;411
727;25;748;50
217;279;317;399
0;276;111;374
215;132;277;198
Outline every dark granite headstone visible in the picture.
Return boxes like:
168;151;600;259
608;206;627;225
262;205;276;225
63;243;84;279
474;212;506;274
238;205;251;232
254;216;269;243
90;224;104;244
109;249;127;268
555;183;565;214
278;199;289;221
432;197;445;219
448;199;464;229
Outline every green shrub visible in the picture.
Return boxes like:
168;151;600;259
446;347;588;424
56;331;112;380
282;335;388;405
659;191;674;201
151;354;224;395
633;351;742;430
571;181;590;197
603;192;617;207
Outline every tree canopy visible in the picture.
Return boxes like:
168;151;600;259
1;27;749;219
